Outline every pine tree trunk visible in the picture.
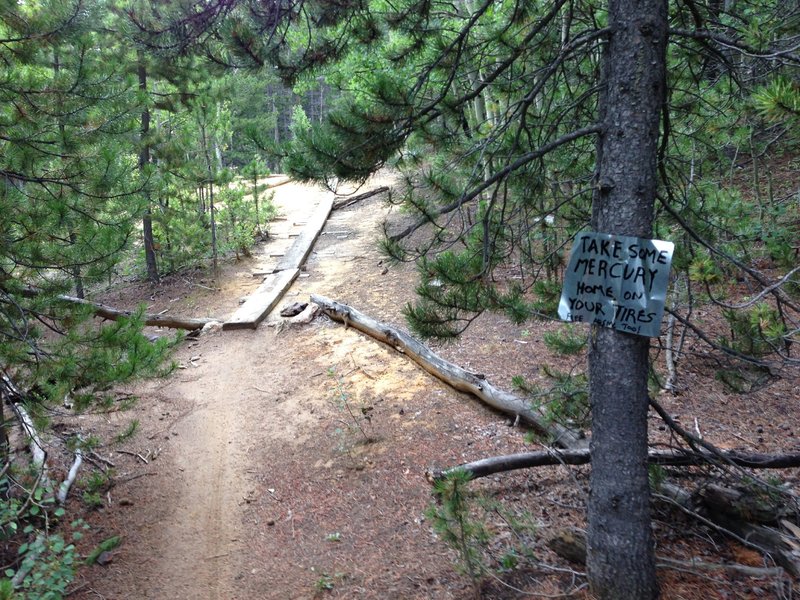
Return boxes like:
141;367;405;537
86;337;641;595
54;47;86;297
253;170;261;231
138;51;159;284
210;183;218;273
586;2;667;598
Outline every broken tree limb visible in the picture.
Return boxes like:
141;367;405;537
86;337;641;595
332;186;389;210
311;294;586;449
265;176;292;189
54;295;217;331
428;448;800;482
547;527;791;581
2;375;51;482
56;449;83;505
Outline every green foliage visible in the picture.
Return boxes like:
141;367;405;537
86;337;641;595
530;281;563;318
688;255;722;285
0;469;89;600
326;368;374;462
753;77;800;122
721;302;787;357
542;325;587;356
314;574;335;592
426;470;487;586
8;532;78;599
648;465;667;491
514;368;590;429
81;470;112;509
84;536;121;566
427;471;539;591
114;420;139;445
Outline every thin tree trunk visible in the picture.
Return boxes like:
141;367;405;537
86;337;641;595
253;168;261;231
138;50;159;283
210;183;218;272
53;47;85;297
586;2;667;598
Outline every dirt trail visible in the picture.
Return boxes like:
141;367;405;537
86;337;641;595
68;177;800;600
74;176;484;599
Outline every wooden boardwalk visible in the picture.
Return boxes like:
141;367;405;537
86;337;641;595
223;194;333;330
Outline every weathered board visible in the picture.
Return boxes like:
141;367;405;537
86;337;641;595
223;194;334;330
223;268;300;330
274;196;334;273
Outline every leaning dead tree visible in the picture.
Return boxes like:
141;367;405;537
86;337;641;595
428;448;800;482
311;294;586;449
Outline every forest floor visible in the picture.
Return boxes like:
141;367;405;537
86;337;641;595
58;175;800;599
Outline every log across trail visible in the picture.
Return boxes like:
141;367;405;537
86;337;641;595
311;294;588;450
56;294;218;330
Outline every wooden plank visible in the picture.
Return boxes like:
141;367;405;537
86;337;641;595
223;193;333;330
274;196;334;273
223;268;299;330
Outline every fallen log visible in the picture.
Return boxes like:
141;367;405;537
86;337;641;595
55;295;217;331
332;186;389;210
2;374;54;490
311;294;586;449
265;176;292;189
428;448;800;482
547;527;791;580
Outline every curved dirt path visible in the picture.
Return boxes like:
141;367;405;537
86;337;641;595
73;176;512;599
66;176;800;600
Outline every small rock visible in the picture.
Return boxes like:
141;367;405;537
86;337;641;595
280;302;308;317
96;551;113;566
119;498;133;506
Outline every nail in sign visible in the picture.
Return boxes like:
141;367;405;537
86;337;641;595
558;231;674;337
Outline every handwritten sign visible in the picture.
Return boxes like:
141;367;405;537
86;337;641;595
558;231;674;337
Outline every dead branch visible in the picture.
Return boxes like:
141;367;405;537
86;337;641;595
265;176;292;189
11;533;45;589
547;527;790;581
20;287;217;331
55;294;217;331
332;186;389;210
311;294;586;449
56;449;83;505
2;375;53;490
428;448;800;482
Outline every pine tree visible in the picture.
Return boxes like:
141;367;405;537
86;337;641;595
0;2;174;410
138;0;800;594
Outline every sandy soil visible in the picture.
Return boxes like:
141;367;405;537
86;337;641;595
59;176;800;600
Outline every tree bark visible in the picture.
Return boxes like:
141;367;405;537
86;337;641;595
312;294;586;449
587;2;667;597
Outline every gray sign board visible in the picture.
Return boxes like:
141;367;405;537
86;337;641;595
558;231;674;337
